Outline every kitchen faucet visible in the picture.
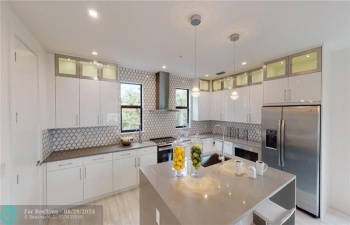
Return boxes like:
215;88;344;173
213;124;225;164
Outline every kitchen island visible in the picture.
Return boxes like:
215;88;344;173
139;152;295;225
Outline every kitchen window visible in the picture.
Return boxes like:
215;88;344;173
176;88;189;128
120;83;142;132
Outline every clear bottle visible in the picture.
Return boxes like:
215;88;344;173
172;138;186;178
190;134;203;177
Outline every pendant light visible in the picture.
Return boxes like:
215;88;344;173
230;33;239;100
191;14;201;98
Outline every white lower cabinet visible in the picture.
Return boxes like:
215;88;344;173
202;138;213;153
47;166;83;206
113;150;138;191
213;140;233;155
83;161;113;200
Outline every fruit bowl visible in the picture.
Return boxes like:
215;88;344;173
120;136;133;146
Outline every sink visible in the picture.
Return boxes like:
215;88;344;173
201;153;231;167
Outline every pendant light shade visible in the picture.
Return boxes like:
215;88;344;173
230;33;240;101
191;14;201;98
191;87;201;97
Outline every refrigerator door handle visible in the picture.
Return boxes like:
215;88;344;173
281;119;285;167
277;120;281;166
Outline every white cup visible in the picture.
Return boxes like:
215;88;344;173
235;160;244;175
256;161;268;176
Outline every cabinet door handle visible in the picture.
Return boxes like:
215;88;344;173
16;112;18;123
97;115;100;126
284;89;287;101
76;115;79;126
134;158;137;167
138;157;140;167
58;163;72;167
289;89;292;101
80;168;82;180
84;167;87;179
92;157;104;161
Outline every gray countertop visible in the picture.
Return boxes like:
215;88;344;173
183;133;262;148
43;141;157;163
140;152;295;225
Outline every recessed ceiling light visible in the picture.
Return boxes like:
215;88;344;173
241;62;247;65
162;65;166;69
205;74;209;77
92;51;98;55
88;9;98;18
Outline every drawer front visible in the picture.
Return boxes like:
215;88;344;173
113;150;137;160
84;153;112;165
47;158;83;172
137;146;157;156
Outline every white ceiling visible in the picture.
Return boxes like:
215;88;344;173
7;1;350;79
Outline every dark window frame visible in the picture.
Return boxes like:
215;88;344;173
120;82;143;133
175;88;189;128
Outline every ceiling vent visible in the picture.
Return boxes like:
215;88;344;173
216;71;226;75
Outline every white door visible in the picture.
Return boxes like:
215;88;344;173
56;77;79;128
224;89;235;122
263;78;289;104
84;161;113;199
234;86;250;123
11;38;40;205
80;79;101;127
113;157;137;191
100;81;119;126
288;72;322;103
47;167;83;206
249;84;263;124
210;91;223;121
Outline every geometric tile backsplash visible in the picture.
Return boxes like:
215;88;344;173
42;67;261;159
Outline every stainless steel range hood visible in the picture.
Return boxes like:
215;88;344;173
150;72;178;112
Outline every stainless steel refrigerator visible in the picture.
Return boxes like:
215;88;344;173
261;106;321;217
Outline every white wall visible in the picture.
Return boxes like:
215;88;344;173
321;40;350;216
1;2;48;205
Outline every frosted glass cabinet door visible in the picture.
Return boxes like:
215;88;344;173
263;78;289;104
290;47;321;76
212;79;222;91
55;54;79;77
249;84;263;124
56;77;79;128
199;79;210;91
236;72;249;87
264;57;288;81
100;81;119;126
80;60;99;79
234;86;250;123
250;68;263;84
80;79;101;127
101;63;118;81
288;72;321;103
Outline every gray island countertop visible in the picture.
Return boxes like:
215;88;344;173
139;152;295;225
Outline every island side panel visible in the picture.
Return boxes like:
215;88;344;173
253;178;296;225
139;170;181;225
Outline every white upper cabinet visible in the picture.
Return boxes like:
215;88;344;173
249;84;263;124
263;78;289;105
234;86;250;123
100;81;119;126
193;91;210;121
56;76;80;128
80;79;101;127
288;72;321;103
210;91;224;121
224;89;235;122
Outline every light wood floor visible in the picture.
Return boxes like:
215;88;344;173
45;187;349;225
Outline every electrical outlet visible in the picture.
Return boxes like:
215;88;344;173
76;133;83;142
156;208;160;225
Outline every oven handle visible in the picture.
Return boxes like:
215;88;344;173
158;146;173;152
